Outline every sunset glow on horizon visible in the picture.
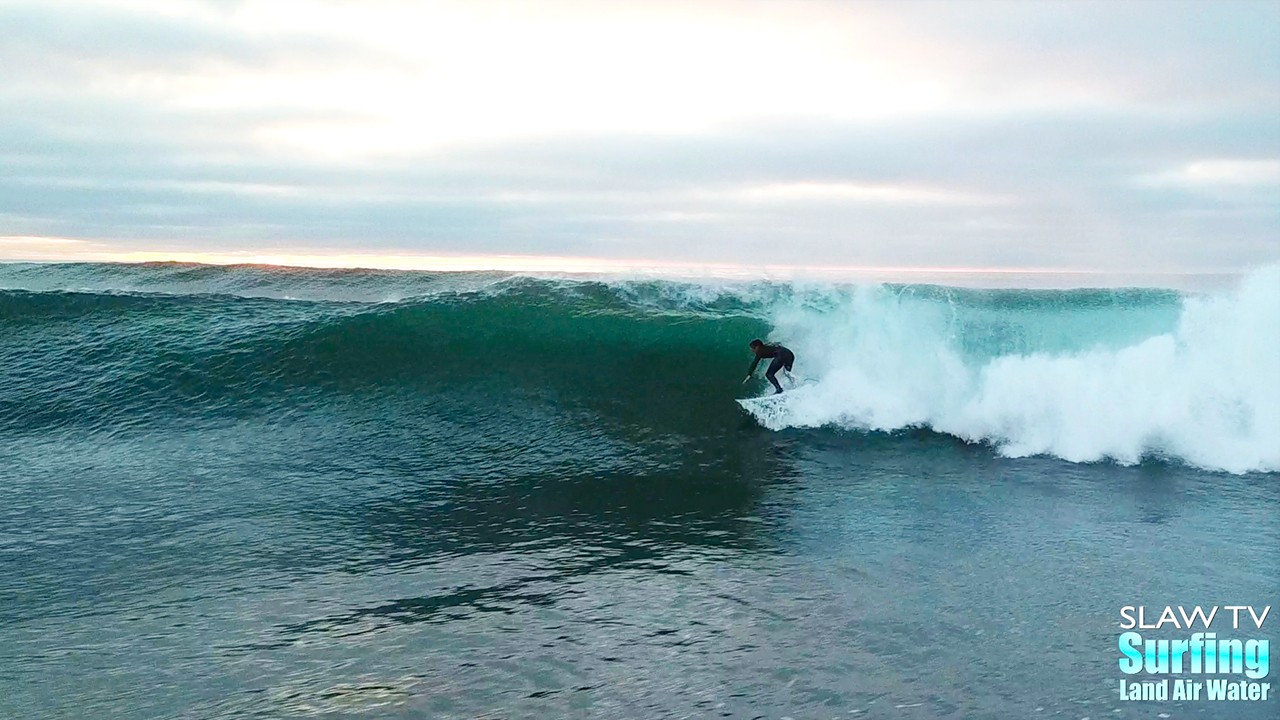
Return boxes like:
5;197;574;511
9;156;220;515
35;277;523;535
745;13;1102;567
0;235;1246;289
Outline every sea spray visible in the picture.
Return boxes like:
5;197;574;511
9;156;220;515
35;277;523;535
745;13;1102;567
752;266;1280;473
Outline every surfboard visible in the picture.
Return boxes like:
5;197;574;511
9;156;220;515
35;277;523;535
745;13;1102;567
737;375;817;427
736;393;792;427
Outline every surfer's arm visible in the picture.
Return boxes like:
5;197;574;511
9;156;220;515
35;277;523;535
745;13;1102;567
745;355;761;379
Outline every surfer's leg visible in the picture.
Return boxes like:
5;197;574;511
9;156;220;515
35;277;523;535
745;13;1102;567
766;357;785;394
766;372;783;393
777;351;795;387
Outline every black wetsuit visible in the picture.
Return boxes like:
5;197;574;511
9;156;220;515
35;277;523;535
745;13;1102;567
748;344;795;394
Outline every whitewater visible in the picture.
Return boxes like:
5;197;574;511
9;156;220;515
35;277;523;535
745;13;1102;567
745;265;1280;474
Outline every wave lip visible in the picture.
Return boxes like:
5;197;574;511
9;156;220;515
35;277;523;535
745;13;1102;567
743;266;1280;474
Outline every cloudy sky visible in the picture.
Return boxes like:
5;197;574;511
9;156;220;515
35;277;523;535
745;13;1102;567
1;0;1278;273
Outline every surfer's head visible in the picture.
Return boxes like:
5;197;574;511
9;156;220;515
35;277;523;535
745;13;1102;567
749;339;763;351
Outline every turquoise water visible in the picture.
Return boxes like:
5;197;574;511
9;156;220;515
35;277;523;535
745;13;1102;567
1;262;1276;719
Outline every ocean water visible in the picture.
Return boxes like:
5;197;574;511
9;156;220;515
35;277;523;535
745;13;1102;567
1;262;1276;719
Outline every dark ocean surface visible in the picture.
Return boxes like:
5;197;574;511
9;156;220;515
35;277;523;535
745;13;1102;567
1;262;1276;719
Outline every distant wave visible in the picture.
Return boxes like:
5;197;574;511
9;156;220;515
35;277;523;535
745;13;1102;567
2;262;1276;473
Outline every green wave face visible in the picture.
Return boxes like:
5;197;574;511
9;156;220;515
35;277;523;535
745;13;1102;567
0;272;770;438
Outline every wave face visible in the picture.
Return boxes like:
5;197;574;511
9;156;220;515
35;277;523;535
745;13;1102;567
1;262;1277;473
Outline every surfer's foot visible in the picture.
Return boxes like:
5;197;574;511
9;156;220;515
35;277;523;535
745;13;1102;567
774;388;784;395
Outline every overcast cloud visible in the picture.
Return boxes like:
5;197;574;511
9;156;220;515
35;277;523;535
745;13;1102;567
1;0;1278;272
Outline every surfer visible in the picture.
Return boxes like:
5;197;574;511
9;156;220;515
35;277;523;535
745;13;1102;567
744;339;795;394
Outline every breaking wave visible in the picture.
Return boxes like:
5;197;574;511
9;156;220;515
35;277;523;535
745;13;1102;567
748;266;1279;473
3;261;1277;473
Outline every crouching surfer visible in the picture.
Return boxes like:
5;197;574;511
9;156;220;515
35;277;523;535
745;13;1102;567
743;339;795;394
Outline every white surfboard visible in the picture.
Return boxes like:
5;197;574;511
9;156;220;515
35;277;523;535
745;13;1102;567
736;393;792;427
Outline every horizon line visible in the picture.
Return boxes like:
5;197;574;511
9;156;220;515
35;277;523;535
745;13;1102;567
0;239;1245;274
0;238;1252;288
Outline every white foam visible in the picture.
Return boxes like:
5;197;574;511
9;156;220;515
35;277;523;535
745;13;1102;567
742;266;1280;474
